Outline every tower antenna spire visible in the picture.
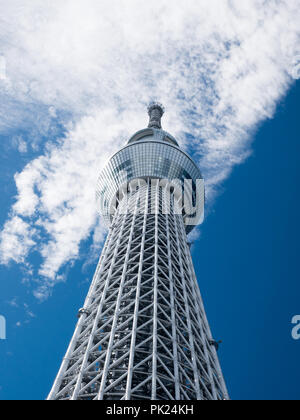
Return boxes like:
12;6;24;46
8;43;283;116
147;102;165;129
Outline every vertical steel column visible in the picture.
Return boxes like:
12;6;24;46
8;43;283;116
173;213;202;399
166;210;180;400
151;180;159;400
97;184;140;400
125;182;149;400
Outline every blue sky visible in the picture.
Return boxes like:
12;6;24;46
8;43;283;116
0;1;300;400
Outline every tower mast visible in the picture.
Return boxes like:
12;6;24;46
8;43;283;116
48;105;228;400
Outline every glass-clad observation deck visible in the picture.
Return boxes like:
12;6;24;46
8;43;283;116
96;104;204;233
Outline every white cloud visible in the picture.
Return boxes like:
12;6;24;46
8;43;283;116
12;136;28;154
24;304;36;319
8;298;19;308
0;54;6;80
0;216;36;265
0;0;299;298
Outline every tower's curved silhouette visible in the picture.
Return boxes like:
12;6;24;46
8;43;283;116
48;104;228;400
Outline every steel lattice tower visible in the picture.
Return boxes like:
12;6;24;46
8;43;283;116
48;104;228;401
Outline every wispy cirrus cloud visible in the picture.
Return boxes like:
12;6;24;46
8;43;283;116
0;0;299;299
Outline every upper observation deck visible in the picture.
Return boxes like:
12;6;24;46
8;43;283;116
96;104;204;232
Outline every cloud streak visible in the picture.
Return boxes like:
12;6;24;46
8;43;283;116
0;0;299;299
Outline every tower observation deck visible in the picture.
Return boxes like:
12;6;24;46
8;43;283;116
48;104;228;400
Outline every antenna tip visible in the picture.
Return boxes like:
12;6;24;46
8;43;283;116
147;102;165;129
147;102;165;115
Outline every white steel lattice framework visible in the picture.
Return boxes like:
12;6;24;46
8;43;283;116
48;104;229;401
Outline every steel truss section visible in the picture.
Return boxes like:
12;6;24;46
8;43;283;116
48;180;228;401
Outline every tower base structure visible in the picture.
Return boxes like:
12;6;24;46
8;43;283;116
48;180;228;400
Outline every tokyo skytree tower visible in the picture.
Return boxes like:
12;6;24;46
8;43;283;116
48;104;228;401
